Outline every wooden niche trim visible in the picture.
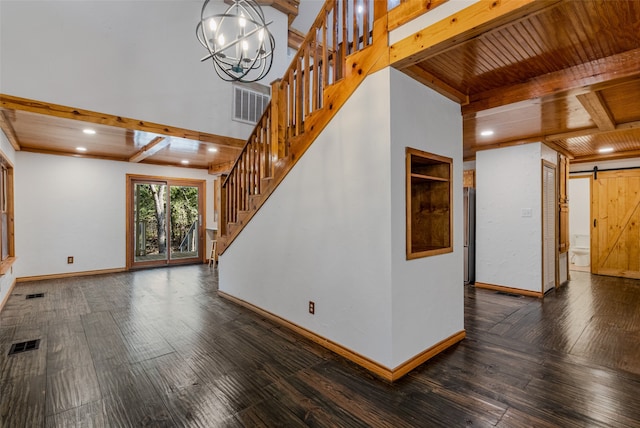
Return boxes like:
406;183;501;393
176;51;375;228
406;147;453;260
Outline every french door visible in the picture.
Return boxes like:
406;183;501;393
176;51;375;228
127;175;205;269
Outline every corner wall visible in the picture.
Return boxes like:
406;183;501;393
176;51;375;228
476;144;545;293
389;68;464;366
15;152;214;279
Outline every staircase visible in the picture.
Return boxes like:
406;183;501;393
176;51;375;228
217;0;390;255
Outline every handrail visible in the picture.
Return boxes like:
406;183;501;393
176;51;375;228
178;220;198;252
219;0;386;247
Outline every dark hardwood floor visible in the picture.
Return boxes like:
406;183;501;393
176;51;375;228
1;266;639;427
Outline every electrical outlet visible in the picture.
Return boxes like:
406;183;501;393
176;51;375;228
308;301;315;314
67;256;74;264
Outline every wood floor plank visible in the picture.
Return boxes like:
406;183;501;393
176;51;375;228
45;364;102;416
1;265;639;426
45;399;107;428
0;374;46;427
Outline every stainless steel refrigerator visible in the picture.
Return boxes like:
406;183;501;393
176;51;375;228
464;187;475;285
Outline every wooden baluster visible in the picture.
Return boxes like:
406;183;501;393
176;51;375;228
304;42;311;118
331;0;340;83
288;69;295;138
342;0;348;72
295;55;303;135
363;0;369;47
352;0;358;53
270;81;280;176
313;29;319;112
323;9;329;88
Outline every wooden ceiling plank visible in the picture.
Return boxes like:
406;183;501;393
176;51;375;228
576;91;616;131
0;94;246;149
390;0;559;70
129;137;169;163
463;49;640;115
402;65;469;105
208;160;236;175
0;112;21;151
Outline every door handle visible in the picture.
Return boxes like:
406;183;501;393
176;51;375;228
593;219;597;228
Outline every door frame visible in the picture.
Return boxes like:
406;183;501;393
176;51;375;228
126;174;206;270
541;160;557;294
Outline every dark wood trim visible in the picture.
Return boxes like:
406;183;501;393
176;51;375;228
218;290;465;381
474;282;544;298
16;268;126;283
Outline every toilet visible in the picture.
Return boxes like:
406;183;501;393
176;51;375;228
570;234;590;266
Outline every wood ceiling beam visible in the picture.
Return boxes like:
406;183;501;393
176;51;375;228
390;0;558;69
0;94;246;149
545;119;640;142
129;137;169;163
0;111;21;151
208;160;235;175
576;91;616;131
572;149;640;164
402;65;469;105
463;49;640;115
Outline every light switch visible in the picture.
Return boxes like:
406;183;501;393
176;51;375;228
521;208;532;217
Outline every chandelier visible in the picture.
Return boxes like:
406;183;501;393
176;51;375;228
196;0;275;82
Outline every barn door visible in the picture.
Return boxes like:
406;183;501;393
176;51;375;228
591;170;640;279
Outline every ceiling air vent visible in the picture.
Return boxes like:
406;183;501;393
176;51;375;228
233;83;270;125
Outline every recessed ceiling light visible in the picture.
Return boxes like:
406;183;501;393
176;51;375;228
480;130;494;137
598;147;614;154
82;129;96;135
76;147;87;152
181;160;189;165
208;147;218;153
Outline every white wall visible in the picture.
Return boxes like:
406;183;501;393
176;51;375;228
220;68;464;369
389;68;463;365
476;143;545;293
220;69;394;365
15;152;214;278
569;177;591;238
0;130;17;307
0;0;289;140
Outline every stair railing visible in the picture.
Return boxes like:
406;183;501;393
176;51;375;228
219;0;385;245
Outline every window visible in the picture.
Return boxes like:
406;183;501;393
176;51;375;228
233;83;270;124
406;147;453;259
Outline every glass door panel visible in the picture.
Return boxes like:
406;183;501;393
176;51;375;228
169;185;200;260
134;182;168;264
